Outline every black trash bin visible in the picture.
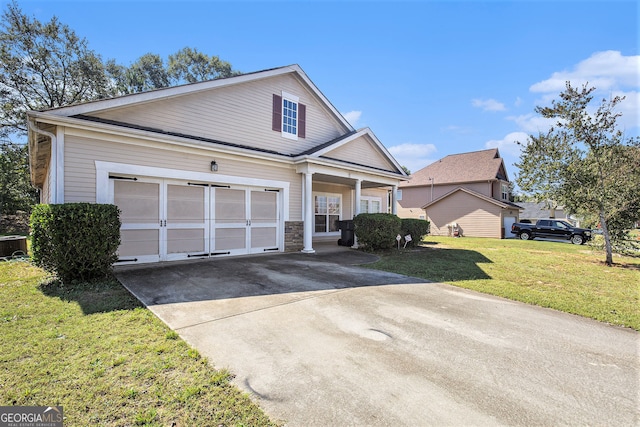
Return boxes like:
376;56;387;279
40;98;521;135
337;220;355;246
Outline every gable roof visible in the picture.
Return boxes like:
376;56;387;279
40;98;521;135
27;64;407;179
34;64;355;133
422;186;523;210
518;202;567;219
299;127;404;173
401;148;509;188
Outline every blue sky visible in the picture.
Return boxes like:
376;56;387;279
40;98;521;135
13;0;639;183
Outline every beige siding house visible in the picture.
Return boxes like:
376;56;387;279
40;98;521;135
398;149;522;238
28;65;406;264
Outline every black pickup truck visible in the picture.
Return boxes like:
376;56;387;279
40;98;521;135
511;219;592;245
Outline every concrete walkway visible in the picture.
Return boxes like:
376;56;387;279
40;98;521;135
116;245;639;426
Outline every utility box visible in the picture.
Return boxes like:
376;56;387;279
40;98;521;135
0;235;28;257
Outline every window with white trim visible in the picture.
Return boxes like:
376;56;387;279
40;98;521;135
272;92;306;140
360;196;382;214
282;97;297;137
501;183;509;200
314;193;341;233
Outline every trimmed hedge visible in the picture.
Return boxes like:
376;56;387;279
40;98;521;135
30;203;121;283
353;213;401;250
401;218;431;247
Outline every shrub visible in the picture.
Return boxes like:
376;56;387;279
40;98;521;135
401;218;430;247
30;203;121;282
353;213;401;250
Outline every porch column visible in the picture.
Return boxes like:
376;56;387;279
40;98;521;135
302;172;315;253
352;179;362;248
391;185;398;215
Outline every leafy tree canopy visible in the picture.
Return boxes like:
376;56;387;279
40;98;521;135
516;82;640;264
0;1;112;137
1;1;240;137
0;2;239;214
0;141;38;213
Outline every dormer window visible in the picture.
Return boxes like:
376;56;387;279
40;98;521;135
272;92;306;140
501;183;509;200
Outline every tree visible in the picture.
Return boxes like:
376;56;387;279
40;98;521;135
0;2;239;215
107;48;238;94
516;82;640;265
106;53;169;94
0;141;38;213
0;1;112;138
168;47;236;84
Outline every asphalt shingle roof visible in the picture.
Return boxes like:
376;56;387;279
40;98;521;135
401;148;508;187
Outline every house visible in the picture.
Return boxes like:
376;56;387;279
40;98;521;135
517;202;579;226
27;65;407;264
397;148;521;238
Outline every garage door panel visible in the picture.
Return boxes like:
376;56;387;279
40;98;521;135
119;229;160;257
251;227;277;249
167;185;205;224
215;228;246;251
215;188;246;224
167;229;205;254
115;181;160;223
251;191;278;223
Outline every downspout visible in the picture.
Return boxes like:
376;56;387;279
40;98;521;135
28;119;57;203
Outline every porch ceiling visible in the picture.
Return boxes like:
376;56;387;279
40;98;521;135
313;173;390;189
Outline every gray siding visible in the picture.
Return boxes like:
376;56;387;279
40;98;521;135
63;133;302;219
324;136;396;171
398;181;492;211
89;74;346;156
426;190;502;238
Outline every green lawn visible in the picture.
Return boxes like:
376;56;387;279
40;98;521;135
367;236;640;330
0;261;275;426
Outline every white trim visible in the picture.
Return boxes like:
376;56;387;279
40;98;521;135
281;91;299;141
360;195;382;214
95;161;289;223
309;127;407;177
302;172;315;253
312;191;342;235
281;91;299;103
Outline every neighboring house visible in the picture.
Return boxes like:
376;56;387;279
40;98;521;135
517;202;579;226
398;148;522;238
27;65;406;264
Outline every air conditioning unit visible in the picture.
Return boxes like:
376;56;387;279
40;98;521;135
0;235;28;258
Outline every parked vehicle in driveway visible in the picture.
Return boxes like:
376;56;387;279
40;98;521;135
511;219;592;245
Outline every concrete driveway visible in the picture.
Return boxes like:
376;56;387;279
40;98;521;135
116;245;639;426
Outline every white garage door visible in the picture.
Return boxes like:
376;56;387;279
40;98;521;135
113;177;280;263
503;216;517;238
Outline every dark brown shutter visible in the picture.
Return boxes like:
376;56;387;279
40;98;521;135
272;94;282;131
298;103;306;138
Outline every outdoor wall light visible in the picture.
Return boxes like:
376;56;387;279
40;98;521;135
210;160;218;172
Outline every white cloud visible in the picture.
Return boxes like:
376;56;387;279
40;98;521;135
612;90;639;134
530;50;639;93
388;143;438;174
472;98;506;112
342;110;362;127
517;51;639;136
506;113;556;134
484;132;529;157
514;97;522;107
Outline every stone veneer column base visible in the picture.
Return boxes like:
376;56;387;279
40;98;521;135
284;221;304;252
